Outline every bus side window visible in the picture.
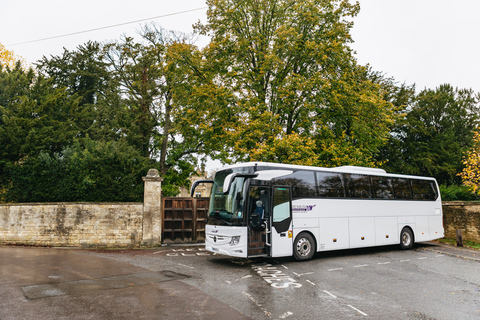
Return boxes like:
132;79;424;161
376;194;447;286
371;177;394;199
344;174;372;199
317;172;344;198
392;178;412;200
275;171;316;199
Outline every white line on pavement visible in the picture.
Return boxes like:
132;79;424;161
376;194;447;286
348;305;368;316
323;290;337;298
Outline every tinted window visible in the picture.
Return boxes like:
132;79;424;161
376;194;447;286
345;174;371;198
317;172;344;198
275;171;317;199
411;179;437;200
393;178;412;200
371;177;394;199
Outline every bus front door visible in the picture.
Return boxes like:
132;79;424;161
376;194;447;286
270;186;293;257
247;186;270;256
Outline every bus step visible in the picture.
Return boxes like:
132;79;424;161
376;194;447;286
249;254;269;258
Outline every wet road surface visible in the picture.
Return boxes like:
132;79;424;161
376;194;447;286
0;246;249;319
1;243;479;319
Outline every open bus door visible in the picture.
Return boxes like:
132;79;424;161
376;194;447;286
247;186;293;258
270;186;293;257
247;186;270;256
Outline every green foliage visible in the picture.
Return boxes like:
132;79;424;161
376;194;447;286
194;0;394;167
1;5;480;203
439;184;479;201
0;68;81;164
2;138;150;202
380;84;480;184
0;34;203;202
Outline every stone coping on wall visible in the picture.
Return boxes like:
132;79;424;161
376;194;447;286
442;201;480;206
0;202;143;206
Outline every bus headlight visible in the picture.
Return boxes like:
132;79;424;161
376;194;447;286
230;236;240;246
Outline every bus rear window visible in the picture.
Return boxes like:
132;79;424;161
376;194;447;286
411;180;438;200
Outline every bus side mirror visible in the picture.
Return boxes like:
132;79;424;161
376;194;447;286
190;180;214;197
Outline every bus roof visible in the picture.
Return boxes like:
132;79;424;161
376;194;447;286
216;162;437;181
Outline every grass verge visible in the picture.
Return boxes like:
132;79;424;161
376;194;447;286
436;238;480;250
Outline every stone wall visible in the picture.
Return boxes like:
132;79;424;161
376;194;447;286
0;169;164;248
0;203;144;247
442;202;480;242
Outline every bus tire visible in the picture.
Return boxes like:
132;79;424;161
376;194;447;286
293;232;316;261
400;227;414;250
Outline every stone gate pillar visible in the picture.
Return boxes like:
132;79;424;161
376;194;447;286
142;169;163;246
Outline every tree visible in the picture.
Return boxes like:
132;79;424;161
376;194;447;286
104;26;209;195
2;138;150;203
194;0;394;167
0;43;25;70
382;84;480;184
0;72;81;163
459;129;480;193
36;41;123;142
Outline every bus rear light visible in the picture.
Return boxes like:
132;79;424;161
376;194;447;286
386;235;389;238
361;237;365;240
333;238;337;242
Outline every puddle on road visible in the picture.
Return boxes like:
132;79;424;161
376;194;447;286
21;271;190;300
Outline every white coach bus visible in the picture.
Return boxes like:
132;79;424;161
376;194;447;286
191;162;444;261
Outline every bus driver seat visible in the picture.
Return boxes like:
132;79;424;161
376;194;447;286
250;200;265;230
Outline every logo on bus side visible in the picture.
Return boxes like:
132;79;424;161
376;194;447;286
292;205;316;212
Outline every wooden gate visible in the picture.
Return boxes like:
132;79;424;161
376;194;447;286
162;197;209;244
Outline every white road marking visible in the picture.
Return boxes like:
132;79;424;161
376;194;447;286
281;265;289;269
377;262;391;265
279;311;293;319
418;257;428;260
241;275;252;279
306;280;316;286
328;268;343;272
293;272;314;277
243;291;272;317
435;255;444;257
348;305;368;316
178;263;194;269
400;259;410;262
354;264;369;268
323;290;337;298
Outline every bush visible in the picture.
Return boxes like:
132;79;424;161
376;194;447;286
439;184;480;201
2;138;151;203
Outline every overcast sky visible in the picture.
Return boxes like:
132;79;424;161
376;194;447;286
2;0;479;171
2;0;479;92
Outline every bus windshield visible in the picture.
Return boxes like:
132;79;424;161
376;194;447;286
208;169;248;226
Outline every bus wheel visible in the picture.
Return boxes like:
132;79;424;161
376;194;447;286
293;233;316;261
400;227;414;250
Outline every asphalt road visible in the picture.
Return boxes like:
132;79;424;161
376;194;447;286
1;242;479;319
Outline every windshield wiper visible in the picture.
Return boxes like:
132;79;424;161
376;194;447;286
208;215;233;226
216;217;233;226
